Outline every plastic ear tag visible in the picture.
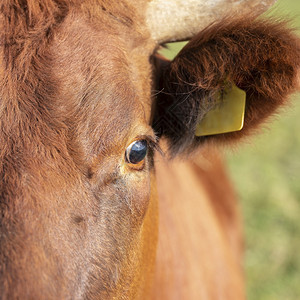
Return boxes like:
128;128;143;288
195;84;246;136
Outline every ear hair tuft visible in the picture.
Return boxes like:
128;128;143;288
153;17;300;157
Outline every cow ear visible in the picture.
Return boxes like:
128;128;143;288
152;18;300;157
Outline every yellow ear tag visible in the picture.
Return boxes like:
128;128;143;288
195;84;246;136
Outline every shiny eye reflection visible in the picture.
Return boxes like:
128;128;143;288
125;140;148;165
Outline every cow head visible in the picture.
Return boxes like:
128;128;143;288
0;0;299;299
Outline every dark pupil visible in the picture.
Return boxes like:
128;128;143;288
127;140;148;164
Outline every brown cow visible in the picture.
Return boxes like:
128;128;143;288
0;0;299;299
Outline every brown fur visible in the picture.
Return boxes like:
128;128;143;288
150;145;244;299
1;1;156;298
153;18;300;155
0;1;299;299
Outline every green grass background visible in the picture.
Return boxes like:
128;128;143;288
227;1;300;299
161;1;300;299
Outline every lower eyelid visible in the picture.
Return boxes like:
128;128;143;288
127;160;146;170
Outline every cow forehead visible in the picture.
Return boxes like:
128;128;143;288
49;8;155;156
0;1;156;170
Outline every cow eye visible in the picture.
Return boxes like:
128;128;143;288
125;140;148;165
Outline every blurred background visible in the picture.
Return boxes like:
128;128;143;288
161;0;300;299
227;1;300;299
